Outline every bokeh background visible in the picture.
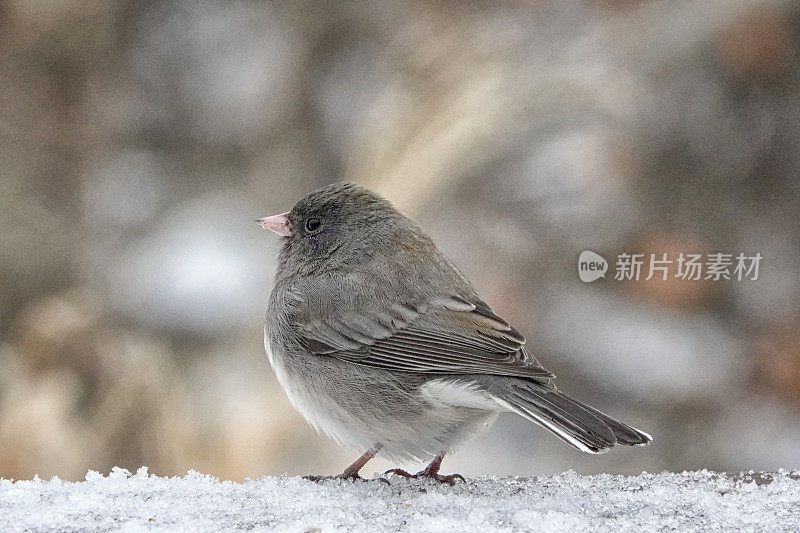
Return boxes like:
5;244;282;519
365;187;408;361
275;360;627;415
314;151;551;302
2;0;800;481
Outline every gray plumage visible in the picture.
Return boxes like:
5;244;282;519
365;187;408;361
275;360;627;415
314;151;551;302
263;182;650;473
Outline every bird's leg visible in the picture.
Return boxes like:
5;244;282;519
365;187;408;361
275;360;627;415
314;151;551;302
386;452;466;485
305;445;387;483
340;448;378;480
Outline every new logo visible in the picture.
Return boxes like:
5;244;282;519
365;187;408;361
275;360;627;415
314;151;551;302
578;251;608;282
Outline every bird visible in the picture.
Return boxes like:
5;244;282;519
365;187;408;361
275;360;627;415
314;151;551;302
257;182;651;484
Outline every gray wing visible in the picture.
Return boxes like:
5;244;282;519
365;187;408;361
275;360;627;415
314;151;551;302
292;294;554;380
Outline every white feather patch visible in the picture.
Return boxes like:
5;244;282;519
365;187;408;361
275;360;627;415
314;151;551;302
419;379;500;410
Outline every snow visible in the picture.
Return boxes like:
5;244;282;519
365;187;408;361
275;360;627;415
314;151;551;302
1;468;799;532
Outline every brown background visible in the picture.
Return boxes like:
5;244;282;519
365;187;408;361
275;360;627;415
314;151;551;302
1;0;799;480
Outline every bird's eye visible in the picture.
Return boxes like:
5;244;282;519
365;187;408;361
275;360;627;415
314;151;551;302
305;217;321;232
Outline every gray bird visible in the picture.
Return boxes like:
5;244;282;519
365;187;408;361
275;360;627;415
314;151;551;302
258;182;651;483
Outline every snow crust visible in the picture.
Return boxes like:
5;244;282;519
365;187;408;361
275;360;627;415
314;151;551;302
1;468;799;532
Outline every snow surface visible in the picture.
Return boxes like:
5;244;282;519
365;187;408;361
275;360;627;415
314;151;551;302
1;468;799;532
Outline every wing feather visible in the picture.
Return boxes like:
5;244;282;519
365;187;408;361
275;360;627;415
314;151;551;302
293;294;553;380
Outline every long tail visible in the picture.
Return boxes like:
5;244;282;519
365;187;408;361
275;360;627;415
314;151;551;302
485;378;652;454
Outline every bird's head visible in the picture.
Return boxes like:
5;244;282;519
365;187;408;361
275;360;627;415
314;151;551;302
258;182;417;276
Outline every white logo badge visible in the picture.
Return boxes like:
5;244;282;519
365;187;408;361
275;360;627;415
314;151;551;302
578;251;608;282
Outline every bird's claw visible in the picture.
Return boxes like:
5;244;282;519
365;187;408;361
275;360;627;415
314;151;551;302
384;468;414;478
303;473;390;484
304;472;363;482
384;468;466;485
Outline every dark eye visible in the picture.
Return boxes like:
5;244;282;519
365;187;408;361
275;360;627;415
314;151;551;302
305;217;321;232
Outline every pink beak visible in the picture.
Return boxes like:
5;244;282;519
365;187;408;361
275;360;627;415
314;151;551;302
255;212;291;236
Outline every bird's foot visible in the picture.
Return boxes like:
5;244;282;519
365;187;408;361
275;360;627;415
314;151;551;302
303;472;390;484
303;448;389;484
385;468;466;485
303;473;361;482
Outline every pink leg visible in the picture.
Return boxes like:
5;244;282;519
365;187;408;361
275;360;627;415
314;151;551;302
305;445;385;482
341;448;378;479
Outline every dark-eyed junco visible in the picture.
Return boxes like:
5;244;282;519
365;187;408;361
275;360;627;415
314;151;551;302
258;182;650;483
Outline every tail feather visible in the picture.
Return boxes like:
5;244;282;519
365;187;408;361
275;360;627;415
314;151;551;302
487;379;652;454
575;398;653;446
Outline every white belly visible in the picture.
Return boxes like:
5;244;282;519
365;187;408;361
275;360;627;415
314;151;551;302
265;334;502;462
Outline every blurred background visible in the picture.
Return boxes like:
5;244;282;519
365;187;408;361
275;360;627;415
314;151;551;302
2;0;800;481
